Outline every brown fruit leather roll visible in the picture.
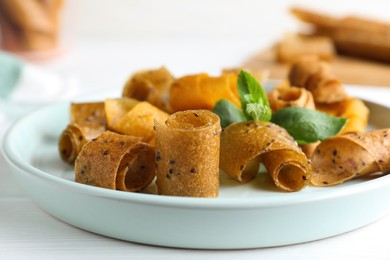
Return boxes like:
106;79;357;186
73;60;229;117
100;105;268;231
267;85;315;112
59;102;106;164
311;129;390;186
155;110;221;197
75;131;156;192
288;57;348;103
220;121;311;192
122;66;174;112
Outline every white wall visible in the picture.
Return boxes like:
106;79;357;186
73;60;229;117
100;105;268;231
74;0;390;41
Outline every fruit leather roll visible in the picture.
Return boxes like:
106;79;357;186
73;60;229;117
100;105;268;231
288;57;347;103
59;102;106;164
75;131;156;192
311;128;390;186
169;73;240;112
122;66;174;112
220;121;311;192
267;85;316;112
155;110;221;197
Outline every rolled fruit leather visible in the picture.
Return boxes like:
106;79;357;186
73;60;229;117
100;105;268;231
122;66;174;113
75;131;156;192
220;121;311;192
59;102;106;164
155;110;221;197
288;57;348;103
311;128;390;186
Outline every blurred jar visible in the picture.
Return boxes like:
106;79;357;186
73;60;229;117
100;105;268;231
0;0;75;61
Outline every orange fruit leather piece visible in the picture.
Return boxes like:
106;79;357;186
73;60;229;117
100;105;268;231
169;73;240;112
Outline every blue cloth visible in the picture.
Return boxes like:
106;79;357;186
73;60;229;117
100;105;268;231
0;52;23;99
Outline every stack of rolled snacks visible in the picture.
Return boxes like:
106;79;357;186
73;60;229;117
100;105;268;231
0;0;63;52
290;7;390;63
155;110;221;197
220;121;311;192
276;33;335;63
288;56;348;103
59;102;106;164
311;129;390;186
169;73;240;112
105;98;169;145
267;84;318;157
122;67;174;112
75;131;156;192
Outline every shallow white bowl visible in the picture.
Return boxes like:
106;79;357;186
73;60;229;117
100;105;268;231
3;92;390;249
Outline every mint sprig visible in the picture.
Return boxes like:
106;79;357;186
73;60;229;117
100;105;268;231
213;99;246;128
212;70;347;144
237;70;272;122
271;107;347;145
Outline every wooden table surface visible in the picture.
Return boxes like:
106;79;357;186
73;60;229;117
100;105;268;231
244;49;390;87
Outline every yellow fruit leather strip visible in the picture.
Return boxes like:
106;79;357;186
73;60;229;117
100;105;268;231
105;97;140;130
155;110;221;197
311;129;390;186
75;131;156;192
169;73;240;112
59;102;106;164
111;101;170;145
220;121;311;192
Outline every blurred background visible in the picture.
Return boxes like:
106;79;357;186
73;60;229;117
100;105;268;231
2;0;390;97
76;0;390;41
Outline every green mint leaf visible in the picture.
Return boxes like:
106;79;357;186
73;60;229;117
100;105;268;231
213;99;246;128
245;103;262;121
246;103;272;122
238;70;258;106
271;107;347;144
237;70;271;122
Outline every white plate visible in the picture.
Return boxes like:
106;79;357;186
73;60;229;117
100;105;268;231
3;90;390;249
